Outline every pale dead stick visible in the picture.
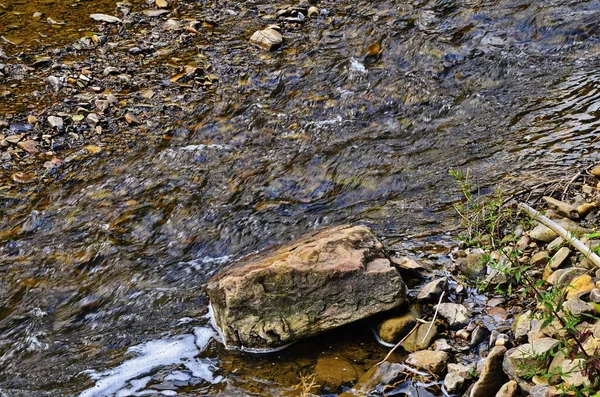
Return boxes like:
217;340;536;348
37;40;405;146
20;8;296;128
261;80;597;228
561;172;582;201
519;203;600;268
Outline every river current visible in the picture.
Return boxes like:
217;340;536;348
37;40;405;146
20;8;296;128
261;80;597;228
1;0;600;395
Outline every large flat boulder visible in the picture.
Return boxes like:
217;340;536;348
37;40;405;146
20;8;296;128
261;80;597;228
206;225;407;350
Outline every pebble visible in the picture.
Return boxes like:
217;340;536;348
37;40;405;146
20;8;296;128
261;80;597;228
565;274;595;299
125;113;141;124
249;27;283;51
46;76;60;91
11;172;35;183
143;9;171;17
17;140;39;154
577;202;597;217
560;359;590;387
47;116;64;131
548;247;570;270
86;113;100;125
443;371;466;394
470;325;489;346
589;288;600;303
529;251;549;266
509;338;559;378
495;380;518;397
433;338;453;352
529;224;558;242
546;236;564;252
563;297;593;317
416;277;446;301
405;350;449;374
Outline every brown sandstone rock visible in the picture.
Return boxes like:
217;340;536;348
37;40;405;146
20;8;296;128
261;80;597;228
470;346;508;397
206;225;407;350
314;356;360;390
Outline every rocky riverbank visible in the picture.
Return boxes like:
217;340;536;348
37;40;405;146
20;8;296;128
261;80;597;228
334;170;600;397
206;169;600;397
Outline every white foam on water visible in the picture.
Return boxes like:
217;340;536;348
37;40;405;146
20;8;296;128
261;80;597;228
115;376;151;397
181;144;229;151
183;358;223;384
304;115;343;128
188;255;232;271
80;327;219;397
164;371;191;382
349;58;367;74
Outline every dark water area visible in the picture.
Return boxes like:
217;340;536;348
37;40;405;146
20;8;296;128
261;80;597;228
1;0;600;395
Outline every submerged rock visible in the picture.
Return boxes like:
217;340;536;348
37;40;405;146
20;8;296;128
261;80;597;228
339;362;404;397
314;356;360;390
206;225;407;350
377;312;416;344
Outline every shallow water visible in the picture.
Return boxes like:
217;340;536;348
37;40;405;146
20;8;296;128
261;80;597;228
1;0;600;395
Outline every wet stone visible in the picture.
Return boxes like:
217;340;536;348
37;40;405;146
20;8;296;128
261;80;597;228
376;312;416;344
47;116;64;131
314;356;360;390
403;321;438;352
470;325;489;346
444;371;466;394
206;225;406;350
405;350;449;374
249;28;283;51
435;302;469;327
416;277;447;301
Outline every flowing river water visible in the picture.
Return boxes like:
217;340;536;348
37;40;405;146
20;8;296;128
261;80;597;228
1;0;600;396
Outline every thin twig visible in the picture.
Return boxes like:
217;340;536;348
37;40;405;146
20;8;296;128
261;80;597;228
561;172;582;201
422;291;445;343
376;323;420;366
